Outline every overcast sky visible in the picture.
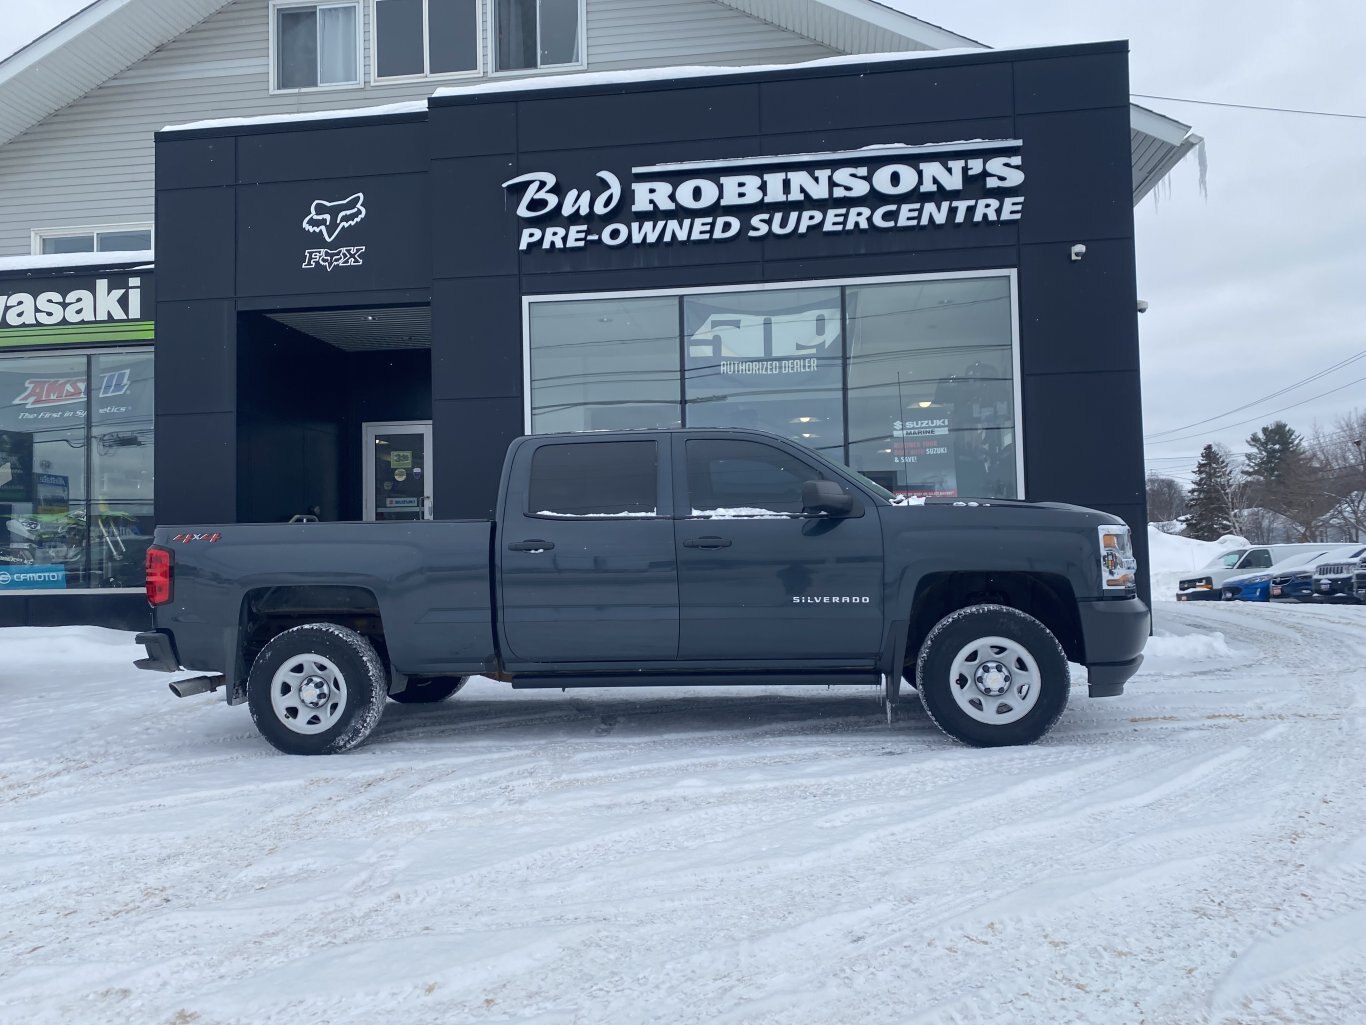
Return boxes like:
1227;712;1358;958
3;1;1364;479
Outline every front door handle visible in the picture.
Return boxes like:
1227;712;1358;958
683;536;732;549
507;539;555;552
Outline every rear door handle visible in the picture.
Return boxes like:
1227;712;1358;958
683;536;732;549
507;539;555;552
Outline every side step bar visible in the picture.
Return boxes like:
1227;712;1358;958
168;675;226;698
510;671;879;690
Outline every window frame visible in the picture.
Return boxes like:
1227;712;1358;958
370;0;484;84
30;224;154;257
490;0;587;77
269;0;363;94
522;269;1024;500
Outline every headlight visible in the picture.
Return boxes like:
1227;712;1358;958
1246;574;1271;584
1293;573;1311;582
1098;524;1137;593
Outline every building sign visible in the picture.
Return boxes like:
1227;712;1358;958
7;367;133;422
0;276;151;346
502;140;1024;252
0;565;67;590
302;192;367;270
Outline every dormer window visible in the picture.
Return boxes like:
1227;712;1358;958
273;1;361;90
494;0;584;72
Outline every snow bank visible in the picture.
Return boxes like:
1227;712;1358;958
1144;630;1234;661
1147;526;1248;600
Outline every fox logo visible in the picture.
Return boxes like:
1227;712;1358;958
302;192;366;242
302;247;365;271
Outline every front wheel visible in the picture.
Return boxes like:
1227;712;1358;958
915;604;1069;747
389;676;468;704
247;624;388;755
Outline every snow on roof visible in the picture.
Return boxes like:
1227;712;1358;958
162;100;428;135
0;250;155;274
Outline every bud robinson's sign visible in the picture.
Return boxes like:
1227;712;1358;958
502;140;1024;252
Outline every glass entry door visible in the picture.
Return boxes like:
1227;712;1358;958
363;421;432;521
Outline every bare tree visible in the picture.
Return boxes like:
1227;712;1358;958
1145;473;1186;524
1309;410;1366;541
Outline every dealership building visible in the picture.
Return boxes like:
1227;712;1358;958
0;1;1198;628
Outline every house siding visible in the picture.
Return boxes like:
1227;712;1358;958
0;0;835;256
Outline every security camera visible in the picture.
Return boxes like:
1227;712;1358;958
1136;300;1150;314
1070;243;1087;261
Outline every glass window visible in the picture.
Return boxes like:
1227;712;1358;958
684;288;844;460
685;438;824;516
36;227;152;256
0;350;153;591
846;277;1016;499
528;297;681;433
40;235;95;255
276;3;359;89
529;441;657;517
496;0;581;71
377;0;477;79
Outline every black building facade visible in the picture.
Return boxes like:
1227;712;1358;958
140;41;1150;617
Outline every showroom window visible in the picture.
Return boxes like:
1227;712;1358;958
374;0;479;79
0;349;153;592
527;296;681;433
494;0;582;71
33;225;153;256
274;1;360;90
525;272;1020;500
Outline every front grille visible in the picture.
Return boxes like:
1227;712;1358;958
1317;563;1353;576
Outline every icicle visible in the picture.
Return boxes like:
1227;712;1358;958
1196;138;1209;199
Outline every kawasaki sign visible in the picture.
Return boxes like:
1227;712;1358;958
502;139;1025;252
0;274;153;347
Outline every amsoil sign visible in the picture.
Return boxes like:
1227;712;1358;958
502;140;1024;251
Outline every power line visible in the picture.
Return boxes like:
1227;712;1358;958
1150;375;1366;446
1132;93;1366;121
1143;349;1366;441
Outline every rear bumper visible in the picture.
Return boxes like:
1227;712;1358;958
1078;597;1149;697
1176;588;1220;602
134;629;181;673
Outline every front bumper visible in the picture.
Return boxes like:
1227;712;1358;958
134;629;181;673
1176;588;1220;602
1078;597;1150;697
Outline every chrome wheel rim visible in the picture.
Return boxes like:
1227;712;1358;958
270;654;347;734
947;635;1041;725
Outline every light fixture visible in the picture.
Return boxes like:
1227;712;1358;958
791;415;819;424
917;400;933;408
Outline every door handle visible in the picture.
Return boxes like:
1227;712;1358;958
507;539;555;552
683;536;732;549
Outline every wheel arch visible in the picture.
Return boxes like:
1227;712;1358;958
904;571;1085;670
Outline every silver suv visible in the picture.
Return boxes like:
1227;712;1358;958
1312;550;1366;603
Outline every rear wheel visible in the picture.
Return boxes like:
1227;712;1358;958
915;604;1069;747
247;624;387;755
389;676;468;704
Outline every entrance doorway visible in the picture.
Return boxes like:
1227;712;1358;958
363;421;432;521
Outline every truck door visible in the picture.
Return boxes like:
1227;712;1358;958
673;436;884;662
497;437;679;663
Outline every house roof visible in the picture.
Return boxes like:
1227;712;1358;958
0;0;1196;205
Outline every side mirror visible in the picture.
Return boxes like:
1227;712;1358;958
802;480;854;517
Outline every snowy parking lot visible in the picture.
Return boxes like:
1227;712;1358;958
3;600;1365;1025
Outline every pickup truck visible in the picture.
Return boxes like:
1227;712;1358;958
135;428;1148;755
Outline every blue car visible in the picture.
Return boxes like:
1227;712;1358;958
1223;545;1366;602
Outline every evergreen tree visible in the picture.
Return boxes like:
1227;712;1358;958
1184;444;1235;540
1244;421;1306;492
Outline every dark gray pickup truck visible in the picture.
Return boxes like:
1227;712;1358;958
136;428;1147;755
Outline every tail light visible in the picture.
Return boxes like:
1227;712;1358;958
146;546;173;605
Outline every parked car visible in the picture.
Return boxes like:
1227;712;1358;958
1177;543;1333;601
1222;546;1366;602
135;428;1148;754
1311;549;1366;603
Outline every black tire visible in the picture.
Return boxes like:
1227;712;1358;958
915;604;1069;747
247;623;388;755
389;675;468;704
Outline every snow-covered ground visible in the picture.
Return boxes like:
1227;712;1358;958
3;601;1365;1025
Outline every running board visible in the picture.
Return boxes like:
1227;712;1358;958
510;671;879;690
